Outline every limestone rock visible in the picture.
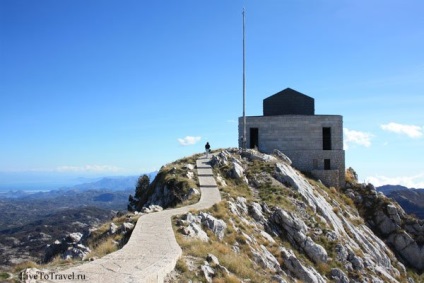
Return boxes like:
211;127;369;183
201;262;215;283
280;247;326;283
387;204;402;225
186;171;194;179
243;149;278;163
200;213;227;240
273;162;346;236
184;188;200;200
374;210;398;235
269;208;328;264
210;150;231;167
182;223;209;242
231;161;247;183
271;275;288;283
216;173;227;187
273;149;292;165
63;244;91;260
66;232;83;243
227;200;239;215
183;164;195;170
347;250;364;270
249;202;266;222
44;232;89;262
302;237;328;264
206;253;220;266
270;208;308;236
260;230;276;244
109;223;118;234
335;244;349;262
330;268;349;283
184;212;201;224
351;182;424;272
141;205;163;213
388;231;424;270
254;245;281;272
120;222;134;233
235;197;248;215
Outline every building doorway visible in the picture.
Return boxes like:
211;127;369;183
323;127;332;150
250;128;259;149
324;159;331;170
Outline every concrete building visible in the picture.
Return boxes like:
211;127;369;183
239;88;345;188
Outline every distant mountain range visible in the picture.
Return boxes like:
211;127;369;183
0;172;157;199
377;185;424;219
0;172;156;268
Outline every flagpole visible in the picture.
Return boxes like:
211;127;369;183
242;8;247;151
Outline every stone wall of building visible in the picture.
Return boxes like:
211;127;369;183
311;170;340;189
238;115;345;187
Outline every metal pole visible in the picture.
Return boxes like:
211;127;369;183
242;8;247;151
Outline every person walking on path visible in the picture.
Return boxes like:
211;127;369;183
205;142;211;158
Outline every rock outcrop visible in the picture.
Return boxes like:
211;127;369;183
25;148;422;283
177;211;227;241
170;149;420;282
133;161;199;210
43;213;138;264
44;232;91;262
346;182;424;272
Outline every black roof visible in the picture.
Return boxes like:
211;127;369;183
263;88;315;116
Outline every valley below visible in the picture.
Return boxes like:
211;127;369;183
0;184;135;269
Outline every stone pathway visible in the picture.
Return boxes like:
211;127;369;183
50;156;221;283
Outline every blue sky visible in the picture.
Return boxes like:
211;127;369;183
1;0;423;188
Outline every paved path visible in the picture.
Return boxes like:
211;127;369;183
51;156;220;283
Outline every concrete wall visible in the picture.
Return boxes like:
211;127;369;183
312;170;340;189
238;115;345;187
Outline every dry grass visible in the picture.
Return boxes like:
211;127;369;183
342;194;355;206
220;183;253;201
175;258;188;273
175;234;263;282
86;213;139;256
12;261;39;272
88;238;118;258
217;252;261;281
45;255;76;268
208;201;229;220
316;262;331;275
213;274;240;283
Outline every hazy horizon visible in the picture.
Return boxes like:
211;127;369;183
0;171;144;192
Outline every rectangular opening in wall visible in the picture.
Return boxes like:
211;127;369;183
323;127;332;150
324;159;331;170
250;128;259;149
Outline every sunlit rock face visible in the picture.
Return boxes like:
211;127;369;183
347;182;424;272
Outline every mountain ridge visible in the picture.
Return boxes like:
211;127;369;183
377;185;424;219
4;149;423;282
130;149;423;282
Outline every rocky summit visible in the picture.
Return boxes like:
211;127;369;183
10;149;423;282
138;148;422;282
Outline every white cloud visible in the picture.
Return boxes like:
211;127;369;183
381;122;423;138
55;165;122;173
343;128;373;150
177;136;201;146
366;172;424;188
